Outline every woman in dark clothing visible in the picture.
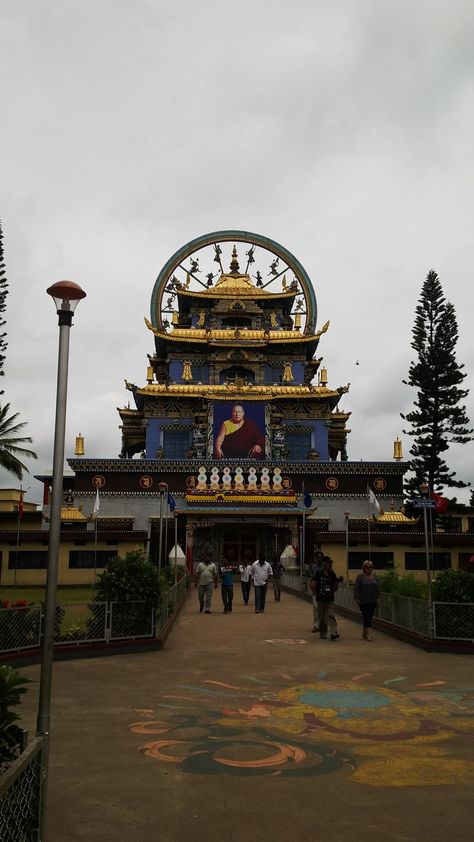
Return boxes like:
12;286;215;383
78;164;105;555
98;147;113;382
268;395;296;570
354;560;379;641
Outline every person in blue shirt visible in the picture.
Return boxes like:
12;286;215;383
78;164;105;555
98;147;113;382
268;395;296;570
220;555;235;613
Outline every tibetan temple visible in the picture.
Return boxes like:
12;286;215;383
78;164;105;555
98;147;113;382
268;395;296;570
2;231;473;585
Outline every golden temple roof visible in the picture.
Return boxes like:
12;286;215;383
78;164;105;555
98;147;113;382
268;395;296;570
375;510;419;525
131;382;341;399
145;319;327;345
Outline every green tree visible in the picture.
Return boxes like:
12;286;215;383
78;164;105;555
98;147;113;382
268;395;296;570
0;221;8;394
94;549;162;605
0;402;37;479
401;270;472;496
0;665;30;770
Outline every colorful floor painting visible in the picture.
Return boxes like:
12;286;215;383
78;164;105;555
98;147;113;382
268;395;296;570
129;674;474;786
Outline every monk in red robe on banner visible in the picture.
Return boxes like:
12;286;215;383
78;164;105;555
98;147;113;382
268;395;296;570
214;403;265;459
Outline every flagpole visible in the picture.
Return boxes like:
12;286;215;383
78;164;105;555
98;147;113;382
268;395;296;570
174;514;178;586
367;493;371;561
94;516;98;587
14;485;23;588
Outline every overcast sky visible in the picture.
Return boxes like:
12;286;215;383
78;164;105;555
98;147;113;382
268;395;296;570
1;0;473;505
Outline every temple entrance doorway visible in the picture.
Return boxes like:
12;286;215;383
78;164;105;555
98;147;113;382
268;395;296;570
192;522;293;568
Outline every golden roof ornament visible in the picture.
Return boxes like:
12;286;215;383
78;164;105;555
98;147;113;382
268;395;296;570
75;433;84;456
229;245;240;274
182;360;193;381
393;437;403;460
282;362;294;382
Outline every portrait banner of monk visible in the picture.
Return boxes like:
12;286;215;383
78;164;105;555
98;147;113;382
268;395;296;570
213;401;266;460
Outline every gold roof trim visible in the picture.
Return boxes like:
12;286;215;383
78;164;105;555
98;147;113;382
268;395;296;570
176;285;297;300
59;506;88;522
375;511;419;524
145;319;321;344
135;383;341;398
186;493;297;504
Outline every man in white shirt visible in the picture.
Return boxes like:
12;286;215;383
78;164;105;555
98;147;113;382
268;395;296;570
194;554;218;613
239;548;254;605
251;553;273;613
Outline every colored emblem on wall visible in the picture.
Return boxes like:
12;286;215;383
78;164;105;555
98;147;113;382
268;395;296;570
92;475;106;489
139;475;154;489
373;478;387;491
325;477;339;490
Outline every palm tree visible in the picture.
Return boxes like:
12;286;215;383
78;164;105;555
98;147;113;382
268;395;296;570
0;403;37;479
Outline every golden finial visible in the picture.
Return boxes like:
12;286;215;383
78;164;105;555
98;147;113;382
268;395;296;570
282;274;287;290
282;362;294;382
393;437;403;460
75;433;85;456
146;366;154;384
294;313;302;329
185;273;191;288
319;367;328;386
172;310;179;325
229;245;240;273
182;360;193;381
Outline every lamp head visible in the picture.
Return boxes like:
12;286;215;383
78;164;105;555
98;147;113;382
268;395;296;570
47;280;86;317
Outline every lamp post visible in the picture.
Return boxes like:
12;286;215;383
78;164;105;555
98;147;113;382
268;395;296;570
37;280;86;836
419;482;433;633
157;482;168;570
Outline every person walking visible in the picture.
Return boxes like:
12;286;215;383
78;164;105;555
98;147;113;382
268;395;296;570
272;558;285;601
310;556;340;640
220;558;235;613
354;560;379;641
239;550;253;605
194;554;218;613
251;553;273;613
310;550;324;632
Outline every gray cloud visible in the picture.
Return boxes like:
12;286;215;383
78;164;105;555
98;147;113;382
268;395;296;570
1;0;473;503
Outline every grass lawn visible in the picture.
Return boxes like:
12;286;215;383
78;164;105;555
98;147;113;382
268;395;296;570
1;587;96;604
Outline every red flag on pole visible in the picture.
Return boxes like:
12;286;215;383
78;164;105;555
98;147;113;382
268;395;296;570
431;492;449;513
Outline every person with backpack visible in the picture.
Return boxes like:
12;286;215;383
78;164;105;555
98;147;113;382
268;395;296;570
310;556;340;640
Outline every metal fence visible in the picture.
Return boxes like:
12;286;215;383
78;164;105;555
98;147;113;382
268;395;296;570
282;575;474;641
0;736;44;842
432;601;474;641
0;577;189;655
0;578;189;840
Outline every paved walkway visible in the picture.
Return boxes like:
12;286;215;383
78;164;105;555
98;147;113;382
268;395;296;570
20;588;474;842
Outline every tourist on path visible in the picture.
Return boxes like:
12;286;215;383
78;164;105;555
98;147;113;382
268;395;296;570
239;549;253;605
310;550;324;632
194;554;218;613
310;556;340;640
251;553;273;613
220;558;235;613
272;559;285;601
354;560;379;641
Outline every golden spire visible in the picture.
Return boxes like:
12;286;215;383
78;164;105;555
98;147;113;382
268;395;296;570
393;437;403;460
229;245;240;274
294;313;302;329
146;366;154;384
182;360;193;381
282;362;294;383
319;367;328;386
75;432;84;456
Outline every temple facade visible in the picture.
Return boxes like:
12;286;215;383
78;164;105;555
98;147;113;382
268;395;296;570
2;231;472;587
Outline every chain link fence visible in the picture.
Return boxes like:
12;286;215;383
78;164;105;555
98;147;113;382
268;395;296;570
282;576;473;641
0;577;190;655
0;605;42;653
0;736;44;842
433;602;474;641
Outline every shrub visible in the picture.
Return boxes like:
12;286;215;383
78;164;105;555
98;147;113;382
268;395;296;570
0;665;30;771
94;550;161;606
432;569;474;603
378;569;427;599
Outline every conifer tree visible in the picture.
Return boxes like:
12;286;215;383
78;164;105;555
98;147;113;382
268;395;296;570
0;221;8;395
401;270;472;495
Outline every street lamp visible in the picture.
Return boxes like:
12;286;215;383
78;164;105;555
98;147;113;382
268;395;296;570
419;482;433;631
157;482;168;570
37;280;86;835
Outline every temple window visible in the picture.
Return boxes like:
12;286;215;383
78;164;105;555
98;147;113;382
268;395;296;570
69;550;118;569
285;432;311;460
8;550;48;569
163;429;192;458
405;552;451;571
219;366;255;385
